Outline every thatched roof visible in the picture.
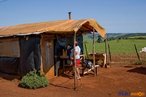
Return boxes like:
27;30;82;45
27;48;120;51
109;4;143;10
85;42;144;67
0;19;106;38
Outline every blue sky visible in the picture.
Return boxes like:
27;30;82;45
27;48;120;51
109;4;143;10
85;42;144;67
0;0;146;33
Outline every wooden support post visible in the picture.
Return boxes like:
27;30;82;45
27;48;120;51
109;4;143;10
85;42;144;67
73;32;77;90
84;42;89;59
92;29;97;76
104;35;108;68
108;43;112;62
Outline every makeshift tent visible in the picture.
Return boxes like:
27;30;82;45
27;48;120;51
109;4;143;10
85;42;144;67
0;18;106;76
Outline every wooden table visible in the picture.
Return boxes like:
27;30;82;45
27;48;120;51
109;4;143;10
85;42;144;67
87;53;106;67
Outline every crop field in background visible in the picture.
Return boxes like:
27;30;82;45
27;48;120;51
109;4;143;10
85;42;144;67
83;35;146;55
128;35;146;39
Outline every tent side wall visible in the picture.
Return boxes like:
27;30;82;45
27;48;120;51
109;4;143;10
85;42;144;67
0;35;54;77
0;38;20;74
19;36;41;76
0;35;42;76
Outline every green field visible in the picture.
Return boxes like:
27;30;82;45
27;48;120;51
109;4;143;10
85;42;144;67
83;36;146;55
128;36;146;39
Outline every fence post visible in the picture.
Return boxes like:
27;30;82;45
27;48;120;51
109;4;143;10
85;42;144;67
134;44;141;61
108;43;112;62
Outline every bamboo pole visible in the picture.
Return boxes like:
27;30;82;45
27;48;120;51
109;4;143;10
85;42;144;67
73;32;77;90
92;29;96;76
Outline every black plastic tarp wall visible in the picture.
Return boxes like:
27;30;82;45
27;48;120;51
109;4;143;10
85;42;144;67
0;38;20;74
0;36;41;76
19;36;41;76
0;57;19;74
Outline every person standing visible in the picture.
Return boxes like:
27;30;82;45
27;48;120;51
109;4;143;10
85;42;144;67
74;41;81;79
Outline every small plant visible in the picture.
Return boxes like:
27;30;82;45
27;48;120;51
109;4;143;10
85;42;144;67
19;70;48;89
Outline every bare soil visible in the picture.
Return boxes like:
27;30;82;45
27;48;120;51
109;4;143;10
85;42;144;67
0;54;146;97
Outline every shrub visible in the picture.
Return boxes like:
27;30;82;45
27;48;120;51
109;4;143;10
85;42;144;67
19;71;48;89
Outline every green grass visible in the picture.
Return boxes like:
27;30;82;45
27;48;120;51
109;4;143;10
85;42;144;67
83;36;146;54
107;39;146;54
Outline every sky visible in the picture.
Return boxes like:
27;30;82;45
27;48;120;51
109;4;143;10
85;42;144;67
0;0;146;33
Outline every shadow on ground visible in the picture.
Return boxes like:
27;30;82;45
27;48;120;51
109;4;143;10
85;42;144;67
127;66;146;75
0;72;20;80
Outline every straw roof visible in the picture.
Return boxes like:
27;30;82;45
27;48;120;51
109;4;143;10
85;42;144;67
0;19;106;38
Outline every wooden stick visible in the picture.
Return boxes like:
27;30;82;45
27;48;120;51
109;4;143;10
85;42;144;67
134;44;141;61
73;32;77;90
84;43;89;59
104;35;108;68
83;65;99;75
108;43;112;62
92;29;97;76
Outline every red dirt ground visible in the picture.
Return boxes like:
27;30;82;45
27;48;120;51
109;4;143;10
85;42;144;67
0;64;146;97
0;54;146;97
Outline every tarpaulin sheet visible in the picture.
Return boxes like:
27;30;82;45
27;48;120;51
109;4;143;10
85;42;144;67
19;36;41;76
0;19;106;38
0;57;19;74
0;38;20;57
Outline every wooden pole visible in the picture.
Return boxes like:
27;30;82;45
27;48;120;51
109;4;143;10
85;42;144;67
134;44;141;61
92;29;96;76
108;43;112;62
104;35;108;68
84;42;89;58
73;32;77;90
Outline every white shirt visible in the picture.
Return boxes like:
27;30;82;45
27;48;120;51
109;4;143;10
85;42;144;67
75;46;81;59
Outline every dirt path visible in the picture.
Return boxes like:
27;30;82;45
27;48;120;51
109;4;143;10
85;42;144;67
0;65;146;97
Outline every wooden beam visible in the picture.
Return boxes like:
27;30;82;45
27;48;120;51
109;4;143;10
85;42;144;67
73;32;77;90
92;29;97;76
104;35;108;68
84;42;89;58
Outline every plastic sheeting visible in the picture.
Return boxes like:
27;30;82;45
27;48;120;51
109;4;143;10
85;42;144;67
0;57;19;74
18;36;41;76
0;38;20;57
0;38;19;74
0;19;106;38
